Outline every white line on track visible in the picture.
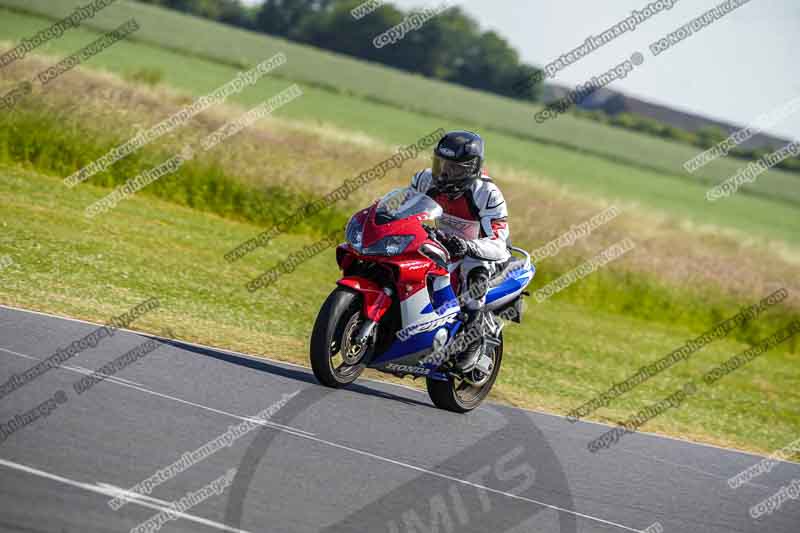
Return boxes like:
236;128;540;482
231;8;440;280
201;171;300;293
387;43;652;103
0;346;316;438
97;482;177;507
0;458;252;533
0;346;147;388
282;426;648;532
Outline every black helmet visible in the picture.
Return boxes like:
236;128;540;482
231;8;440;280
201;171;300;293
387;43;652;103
432;130;484;196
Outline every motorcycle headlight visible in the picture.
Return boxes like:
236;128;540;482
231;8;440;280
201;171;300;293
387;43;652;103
346;216;364;252
363;235;415;256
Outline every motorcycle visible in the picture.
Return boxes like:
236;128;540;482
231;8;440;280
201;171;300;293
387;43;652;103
310;187;535;412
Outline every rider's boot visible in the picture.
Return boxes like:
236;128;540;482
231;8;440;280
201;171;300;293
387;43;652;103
454;310;485;371
453;266;491;371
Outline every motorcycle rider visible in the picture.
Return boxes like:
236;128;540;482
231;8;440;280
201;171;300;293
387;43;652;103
410;130;510;371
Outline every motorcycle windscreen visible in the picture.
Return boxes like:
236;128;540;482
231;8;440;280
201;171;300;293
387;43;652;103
375;188;442;224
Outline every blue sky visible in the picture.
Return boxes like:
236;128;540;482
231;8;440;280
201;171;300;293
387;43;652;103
243;0;800;141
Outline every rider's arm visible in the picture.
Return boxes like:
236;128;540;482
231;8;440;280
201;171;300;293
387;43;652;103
468;183;510;262
411;170;433;193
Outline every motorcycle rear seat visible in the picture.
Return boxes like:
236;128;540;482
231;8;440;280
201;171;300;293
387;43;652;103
491;256;528;287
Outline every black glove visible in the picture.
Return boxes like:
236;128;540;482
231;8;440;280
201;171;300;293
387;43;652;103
441;234;472;259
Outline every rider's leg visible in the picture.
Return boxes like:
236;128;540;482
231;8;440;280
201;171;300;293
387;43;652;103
454;258;493;370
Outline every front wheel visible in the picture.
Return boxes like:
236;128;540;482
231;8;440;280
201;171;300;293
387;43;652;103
310;287;369;387
426;333;503;413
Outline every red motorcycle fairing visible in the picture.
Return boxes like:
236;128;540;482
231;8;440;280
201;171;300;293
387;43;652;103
336;244;448;297
336;277;393;322
337;200;451;303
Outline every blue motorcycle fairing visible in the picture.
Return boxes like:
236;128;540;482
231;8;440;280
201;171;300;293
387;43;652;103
370;261;534;382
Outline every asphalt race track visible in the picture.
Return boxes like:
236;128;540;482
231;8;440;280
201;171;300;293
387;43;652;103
1;305;798;533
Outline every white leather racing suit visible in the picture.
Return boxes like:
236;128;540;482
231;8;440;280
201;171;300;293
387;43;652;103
411;169;511;312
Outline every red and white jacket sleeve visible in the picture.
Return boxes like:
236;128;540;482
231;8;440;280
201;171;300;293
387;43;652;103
471;180;511;262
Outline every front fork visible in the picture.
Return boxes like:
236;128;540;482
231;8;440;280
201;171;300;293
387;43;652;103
336;277;394;350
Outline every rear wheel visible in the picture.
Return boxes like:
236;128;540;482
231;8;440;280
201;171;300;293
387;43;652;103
426;332;503;413
310;287;369;387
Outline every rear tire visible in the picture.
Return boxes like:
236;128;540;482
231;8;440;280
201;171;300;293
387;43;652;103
426;333;503;413
310;287;367;388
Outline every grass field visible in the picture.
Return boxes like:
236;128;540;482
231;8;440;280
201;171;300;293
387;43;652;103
2;57;798;314
1;3;799;456
1;1;799;210
2;13;800;245
1;164;798;455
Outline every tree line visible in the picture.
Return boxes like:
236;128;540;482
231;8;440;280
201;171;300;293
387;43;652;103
135;0;543;102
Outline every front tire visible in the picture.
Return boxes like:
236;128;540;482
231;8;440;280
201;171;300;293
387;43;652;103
426;333;503;413
310;287;368;387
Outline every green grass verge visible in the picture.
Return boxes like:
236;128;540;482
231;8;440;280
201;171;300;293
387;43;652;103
1;164;798;455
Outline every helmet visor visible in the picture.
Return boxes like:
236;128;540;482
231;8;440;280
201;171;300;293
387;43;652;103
432;155;474;181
